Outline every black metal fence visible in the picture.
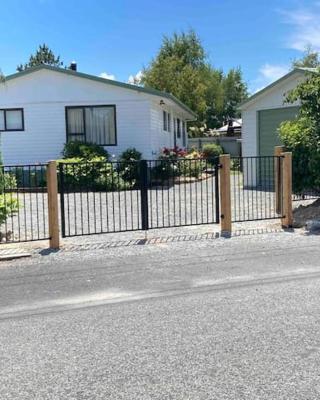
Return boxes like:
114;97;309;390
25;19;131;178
230;156;284;222
59;158;220;237
0;164;49;243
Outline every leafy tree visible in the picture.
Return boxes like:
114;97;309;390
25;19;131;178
142;30;248;131
292;45;320;69
143;30;208;123
221;68;248;121
279;69;320;192
17;44;63;72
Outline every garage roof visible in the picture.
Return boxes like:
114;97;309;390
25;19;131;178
240;67;317;110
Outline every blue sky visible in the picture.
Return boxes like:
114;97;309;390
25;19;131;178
0;0;319;93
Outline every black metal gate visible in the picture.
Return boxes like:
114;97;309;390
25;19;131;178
230;156;284;222
59;159;220;238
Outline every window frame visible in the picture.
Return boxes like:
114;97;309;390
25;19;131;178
177;118;181;139
167;112;171;132
0;108;24;132
182;121;187;147
163;110;167;131
65;104;117;146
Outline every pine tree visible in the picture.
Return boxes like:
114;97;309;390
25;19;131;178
17;44;63;72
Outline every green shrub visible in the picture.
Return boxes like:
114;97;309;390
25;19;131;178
178;158;205;178
58;157;133;191
202;143;223;164
118;148;142;183
279;117;317;193
231;158;241;171
62;141;110;160
0;194;19;225
151;161;178;181
0;172;17;192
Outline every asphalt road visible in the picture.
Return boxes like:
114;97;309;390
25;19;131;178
1;230;320;399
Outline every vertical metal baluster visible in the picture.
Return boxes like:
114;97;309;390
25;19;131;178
118;162;122;232
105;163;110;232
34;166;40;240
167;160;170;227
178;160;182;225
173;160;176;227
15;166;21;242
29;166;34;241
184;160;187;225
99;162;103;233
130;163;134;230
85;161;90;235
148;161;152;229
8;167;14;241
161;161;165;228
41;166;46;239
111;161;115;232
73;164;78;236
205;159;209;223
123;162;128;231
92;163;97;234
190;159;192;225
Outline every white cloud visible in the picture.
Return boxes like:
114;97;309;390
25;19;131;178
280;5;320;51
250;63;289;93
99;72;116;80
128;70;143;85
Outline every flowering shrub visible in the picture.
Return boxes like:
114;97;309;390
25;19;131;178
159;146;188;160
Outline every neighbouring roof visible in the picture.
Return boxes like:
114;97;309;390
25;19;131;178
240;67;317;110
217;118;242;132
3;64;197;119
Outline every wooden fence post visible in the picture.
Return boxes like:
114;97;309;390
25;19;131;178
281;152;293;228
274;145;285;214
47;161;60;249
219;154;231;236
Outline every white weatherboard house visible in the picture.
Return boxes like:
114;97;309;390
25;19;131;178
240;67;315;158
0;65;196;165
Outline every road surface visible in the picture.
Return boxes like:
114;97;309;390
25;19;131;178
0;230;320;399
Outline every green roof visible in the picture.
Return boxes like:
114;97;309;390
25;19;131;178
240;67;317;109
4;64;197;119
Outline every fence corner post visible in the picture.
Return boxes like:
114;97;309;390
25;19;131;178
219;154;231;236
281;152;293;228
274;145;285;214
47;160;60;249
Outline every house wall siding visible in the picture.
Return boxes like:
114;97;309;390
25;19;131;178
0;69;155;164
150;100;188;157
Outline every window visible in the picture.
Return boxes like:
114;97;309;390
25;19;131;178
0;109;24;131
167;112;171;132
177;118;181;138
163;111;167;131
182;121;187;147
66;105;117;146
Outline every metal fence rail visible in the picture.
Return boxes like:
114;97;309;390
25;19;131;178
0;164;49;243
231;156;283;222
59;158;220;237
